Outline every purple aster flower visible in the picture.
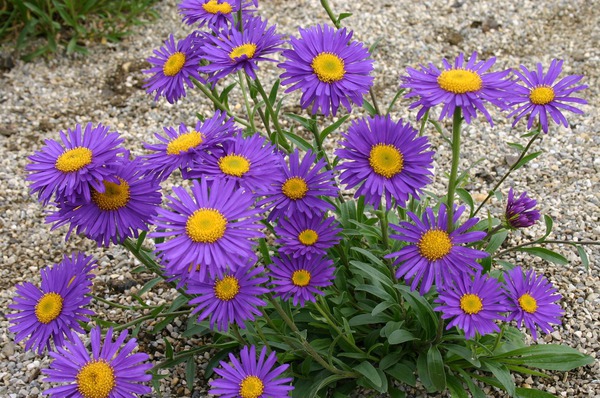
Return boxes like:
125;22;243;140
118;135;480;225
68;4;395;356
187;264;268;331
179;0;250;31
386;204;488;295
504;266;563;340
43;327;152;398
336;115;434;210
275;212;341;259
210;345;294;398
258;149;338;222
144;33;204;104
278;24;374;117
7;253;96;354
401;52;514;125
435;272;507;340
151;178;264;273
201;16;284;82
508;59;587;133
269;254;335;307
142;111;238;181
504;188;541;229
189;132;283;193
26;123;124;205
47;157;161;247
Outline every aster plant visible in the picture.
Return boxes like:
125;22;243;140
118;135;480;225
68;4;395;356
15;1;596;397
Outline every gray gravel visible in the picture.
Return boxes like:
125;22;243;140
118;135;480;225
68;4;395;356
1;0;599;396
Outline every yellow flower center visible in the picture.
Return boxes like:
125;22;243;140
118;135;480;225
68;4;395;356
529;86;555;105
163;52;186;76
219;154;251;177
202;0;233;14
460;293;483;315
369;144;404;178
239;375;265;398
281;177;308;200
518;293;538;314
55;147;93;173
214;275;240;301
35;292;63;324
437;69;483;94
186;208;227;243
91;178;130;211
292;269;311;287
418;229;452;261
76;360;116;398
298;229;319;246
166;131;203;155
311;52;346;83
230;43;257;61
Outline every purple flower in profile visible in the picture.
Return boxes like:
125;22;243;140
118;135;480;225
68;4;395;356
144;33;204;104
259;149;338;222
279;24;374;116
209;345;294;398
269;254;335;307
179;0;250;30
386;204;488;295
43;327;152;398
504;266;563;340
401;52;513;125
7;253;96;354
26;123;124;205
47;157;162;247
142;111;238;181
435;272;507;340
190;132;283;192
201;16;283;82
151;178;264;273
336;115;434;210
504;188;541;229
275;212;341;259
187;265;268;331
508;59;587;133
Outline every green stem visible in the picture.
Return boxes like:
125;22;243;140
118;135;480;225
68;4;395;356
446;107;463;232
491;324;506;352
112;310;191;332
238;70;256;133
91;294;149;311
231;324;248;346
496;239;600;257
253;77;291;152
319;0;340;28
377;205;389;250
192;79;251;128
473;129;541;217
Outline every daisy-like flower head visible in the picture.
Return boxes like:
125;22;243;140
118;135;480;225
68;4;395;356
275;211;342;259
210;345;294;398
504;188;541;229
385;204;488;295
47;157;162;247
187;264;268;331
179;0;250;31
26;123;124;205
401;52;514;126
278;24;374;117
504;266;563;340
336;115;434;210
201;15;284;82
7;253;96;354
142;111;238;181
259;149;338;222
189;132;283;192
435;272;507;340
151;178;264;273
144;33;204;104
508;59;587;133
269;254;335;307
43;327;152;398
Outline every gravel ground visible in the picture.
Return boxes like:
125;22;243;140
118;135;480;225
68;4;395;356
1;0;599;397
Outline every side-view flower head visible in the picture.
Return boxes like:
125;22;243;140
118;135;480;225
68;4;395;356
505;187;541;229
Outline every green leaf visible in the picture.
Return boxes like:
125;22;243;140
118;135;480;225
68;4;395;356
371;300;395;316
137;277;162;296
319;115;349;144
385;363;416;386
336;12;353;24
444;344;481;367
481;360;515;396
164;337;173;360
446;374;468;398
576;245;589;270
486;230;508;254
308;374;347;398
515;388;558;398
427;345;446;392
456;188;474;216
388;329;418;345
507;141;525;151
541;214;553;240
354;361;382;389
348;313;389;326
513;151;542;170
518;247;569;265
283;130;314;152
395;284;438;340
268;78;280;106
185;358;196;390
362;99;377;117
493;344;594;371
456;369;487;398
417;351;436;392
